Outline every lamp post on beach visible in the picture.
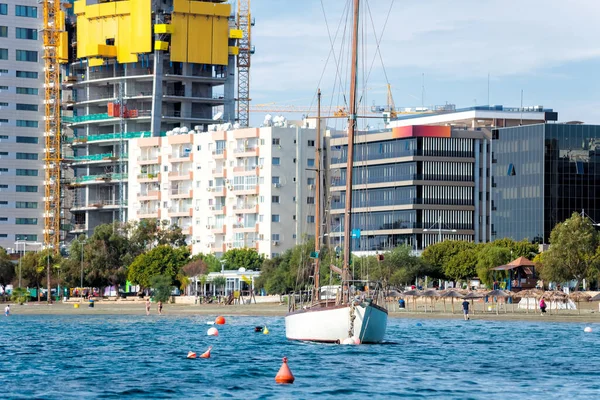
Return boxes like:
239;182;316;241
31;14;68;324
423;212;457;244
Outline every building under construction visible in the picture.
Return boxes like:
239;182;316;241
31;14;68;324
62;0;243;238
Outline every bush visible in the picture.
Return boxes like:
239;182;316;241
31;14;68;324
150;274;171;303
11;288;29;305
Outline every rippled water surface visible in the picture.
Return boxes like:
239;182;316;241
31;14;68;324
2;314;599;399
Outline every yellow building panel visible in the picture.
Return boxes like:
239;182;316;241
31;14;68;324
76;14;88;58
102;16;117;42
189;1;230;17
117;15;138;63
130;0;151;54
86;4;100;18
229;29;243;39
155;40;169;51
73;0;85;15
98;2;116;18
154;24;174;34
115;1;131;16
89;57;104;67
58;10;65;31
170;13;188;62
213;3;231;17
97;44;117;58
188;15;212;64
58;31;69;63
228;46;239;55
212;16;229;65
173;0;190;13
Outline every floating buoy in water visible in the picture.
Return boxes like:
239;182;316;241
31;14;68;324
584;327;593;333
206;321;215;325
215;316;226;325
187;351;197;359
200;346;212;358
342;337;355;345
275;357;295;384
353;336;361;345
416;322;423;327
263;326;269;335
254;326;263;332
207;327;219;336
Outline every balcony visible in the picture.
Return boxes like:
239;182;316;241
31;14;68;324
74;173;128;184
70;224;87;233
169;153;193;163
232;166;259;176
230;185;259;195
232;223;259;233
168;207;193;217
212;148;227;159
66;152;117;164
138;208;161;219
137;173;160;182
168;171;193;181
180;226;193;235
212;168;227;178
233;146;259;158
233;128;259;139
206;186;226;196
209;205;226;215
138;190;161;201
170;189;193;199
210;225;226;235
232;204;258;213
138;155;161;166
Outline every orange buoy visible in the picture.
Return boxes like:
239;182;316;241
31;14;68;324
275;357;295;384
215;316;226;325
200;346;212;359
187;351;197;359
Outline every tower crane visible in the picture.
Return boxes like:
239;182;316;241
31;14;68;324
236;0;253;127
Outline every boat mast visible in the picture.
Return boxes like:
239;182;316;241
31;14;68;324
314;89;322;302
343;0;360;303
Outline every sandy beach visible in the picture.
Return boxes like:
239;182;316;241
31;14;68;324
5;300;600;323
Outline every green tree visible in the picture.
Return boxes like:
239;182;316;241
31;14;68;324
20;252;45;301
444;248;479;283
84;223;130;291
150;274;172;302
540;212;599;290
181;258;207;294
211;276;227;296
127;245;190;289
221;248;265;271
491;238;539;259
127;219;187;253
0;247;15;291
421;240;476;280
369;245;429;291
189;253;222;273
476;245;511;287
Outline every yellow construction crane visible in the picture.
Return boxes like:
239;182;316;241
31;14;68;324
250;104;349;117
236;0;252;127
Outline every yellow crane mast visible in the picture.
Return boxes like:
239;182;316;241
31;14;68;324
42;0;62;253
236;0;251;127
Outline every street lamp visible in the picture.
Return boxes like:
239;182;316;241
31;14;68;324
14;241;42;288
423;212;457;243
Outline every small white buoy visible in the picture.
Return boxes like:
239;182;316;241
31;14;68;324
352;336;361;345
342;337;355;345
206;321;215;325
584;327;593;333
207;327;219;336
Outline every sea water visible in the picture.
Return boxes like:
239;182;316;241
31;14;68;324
1;314;599;399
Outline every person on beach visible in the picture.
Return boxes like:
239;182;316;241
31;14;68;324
4;304;10;316
539;298;547;315
145;299;151;316
157;300;163;315
462;300;470;320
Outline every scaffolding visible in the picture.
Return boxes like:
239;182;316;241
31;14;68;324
236;0;251;127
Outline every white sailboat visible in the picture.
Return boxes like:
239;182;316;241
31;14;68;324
285;0;388;344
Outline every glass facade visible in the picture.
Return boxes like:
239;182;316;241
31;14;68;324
492;124;600;243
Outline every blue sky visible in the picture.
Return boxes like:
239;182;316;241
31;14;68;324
247;0;600;127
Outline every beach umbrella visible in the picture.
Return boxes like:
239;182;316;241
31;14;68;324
420;290;440;313
516;289;544;314
463;291;485;314
440;290;464;314
568;292;591;315
590;293;600;302
400;290;421;311
542;291;568;314
486;289;512;315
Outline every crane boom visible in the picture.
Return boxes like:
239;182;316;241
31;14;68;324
42;0;62;254
236;0;251;127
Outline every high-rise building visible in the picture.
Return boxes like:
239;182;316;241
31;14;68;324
0;0;44;251
492;123;600;243
63;0;238;238
126;125;318;258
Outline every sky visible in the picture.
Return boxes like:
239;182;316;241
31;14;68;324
246;0;600;127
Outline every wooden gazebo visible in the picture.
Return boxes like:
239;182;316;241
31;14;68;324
491;256;537;292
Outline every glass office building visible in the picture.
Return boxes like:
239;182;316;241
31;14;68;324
492;124;600;243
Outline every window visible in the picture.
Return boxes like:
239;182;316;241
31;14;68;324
0;184;7;189
0;4;6;14
272;176;280;184
16;120;38;128
16;201;37;209
16;152;37;160
307;158;315;167
16;71;37;79
308;140;315;147
307;215;315;223
15;234;37;241
307;197;315;204
16;50;37;62
0;152;7;156
0;217;6;221
271;196;280;203
271;253;280;258
0;102;7;107
16;185;37;192
0;69;7;74
16;103;38;111
0;234;6;238
15;218;37;224
0;48;7;60
272;234;280;241
272;138;280;145
0;26;7;37
16;169;38;176
0;135;7;139
0;201;7;205
15;5;37;17
0;120;7;123
0;168;7;172
271;214;280;223
307;177;315;185
16;136;38;143
272;157;280;165
16;87;38;95
15;27;37;40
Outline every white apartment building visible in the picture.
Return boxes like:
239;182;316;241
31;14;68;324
127;125;318;258
0;0;44;251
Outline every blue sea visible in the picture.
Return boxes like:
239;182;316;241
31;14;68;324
1;314;598;399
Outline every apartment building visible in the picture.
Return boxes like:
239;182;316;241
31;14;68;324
0;0;44;251
127;125;318;258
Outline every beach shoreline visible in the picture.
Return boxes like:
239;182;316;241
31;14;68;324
4;301;600;323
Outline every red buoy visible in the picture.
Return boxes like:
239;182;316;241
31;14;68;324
215;316;226;325
187;351;197;359
200;346;212;359
275;357;295;384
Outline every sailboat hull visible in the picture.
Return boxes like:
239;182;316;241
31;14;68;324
285;303;388;343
